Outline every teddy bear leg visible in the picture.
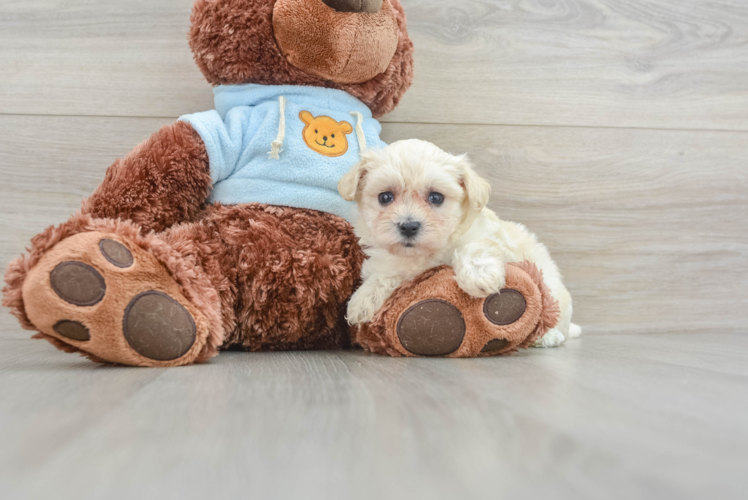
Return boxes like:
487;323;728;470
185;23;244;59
202;204;365;352
4;214;225;367
354;262;560;358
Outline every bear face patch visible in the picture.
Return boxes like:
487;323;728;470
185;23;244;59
300;111;354;157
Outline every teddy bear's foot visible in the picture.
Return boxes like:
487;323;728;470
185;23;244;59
16;228;222;367
354;262;560;358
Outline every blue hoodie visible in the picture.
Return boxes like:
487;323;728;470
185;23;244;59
180;84;386;223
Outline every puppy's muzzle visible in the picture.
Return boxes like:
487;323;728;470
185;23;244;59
399;221;421;239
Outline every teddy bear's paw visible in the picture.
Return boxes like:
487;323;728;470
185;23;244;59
21;231;215;367
356;263;556;358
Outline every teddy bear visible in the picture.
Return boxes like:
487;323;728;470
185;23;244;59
3;0;558;367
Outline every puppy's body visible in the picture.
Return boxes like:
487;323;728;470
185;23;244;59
339;139;577;347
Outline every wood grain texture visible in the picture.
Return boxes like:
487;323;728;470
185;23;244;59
0;333;746;500
391;0;748;129
0;0;212;117
1;0;747;130
2;115;746;338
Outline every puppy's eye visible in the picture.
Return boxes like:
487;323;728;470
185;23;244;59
378;192;395;206
315;130;318;134
332;134;336;138
428;192;445;206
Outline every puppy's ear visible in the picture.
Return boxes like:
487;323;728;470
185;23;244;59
338;158;368;201
460;155;491;211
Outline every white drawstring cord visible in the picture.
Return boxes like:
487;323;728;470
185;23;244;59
350;111;367;152
269;96;287;160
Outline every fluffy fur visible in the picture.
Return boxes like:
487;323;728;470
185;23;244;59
339;139;578;346
81;121;212;234
185;204;364;352
189;0;414;117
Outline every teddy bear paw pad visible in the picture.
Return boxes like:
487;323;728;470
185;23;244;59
480;338;509;353
123;291;196;361
396;299;466;356
483;290;526;326
99;239;134;268
53;320;91;341
50;261;106;306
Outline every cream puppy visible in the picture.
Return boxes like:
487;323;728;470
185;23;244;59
338;139;579;347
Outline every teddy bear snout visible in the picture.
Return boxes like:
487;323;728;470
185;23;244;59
273;0;399;85
321;0;382;14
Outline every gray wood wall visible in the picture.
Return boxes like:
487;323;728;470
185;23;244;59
1;0;746;337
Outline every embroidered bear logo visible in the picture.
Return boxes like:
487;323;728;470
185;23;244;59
300;111;354;158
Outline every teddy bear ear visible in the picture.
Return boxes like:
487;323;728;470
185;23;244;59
299;111;314;125
340;121;354;134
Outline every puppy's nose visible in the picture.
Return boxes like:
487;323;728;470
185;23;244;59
399;221;421;238
321;0;383;14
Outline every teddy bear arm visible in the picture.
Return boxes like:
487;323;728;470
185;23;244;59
81;121;213;234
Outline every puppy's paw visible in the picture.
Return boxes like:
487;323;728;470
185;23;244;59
453;253;506;299
532;328;566;348
346;289;382;325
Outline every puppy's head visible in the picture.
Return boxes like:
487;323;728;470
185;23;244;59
339;139;491;257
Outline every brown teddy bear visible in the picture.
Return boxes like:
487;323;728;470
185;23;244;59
3;0;557;367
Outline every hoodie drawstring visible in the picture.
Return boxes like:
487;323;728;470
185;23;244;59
269;98;367;159
350;111;367;153
269;95;287;160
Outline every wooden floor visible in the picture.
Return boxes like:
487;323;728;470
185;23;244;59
1;1;747;498
1;332;746;500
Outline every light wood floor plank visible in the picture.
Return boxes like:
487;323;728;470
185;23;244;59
1;0;747;130
0;334;746;500
2;115;746;337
